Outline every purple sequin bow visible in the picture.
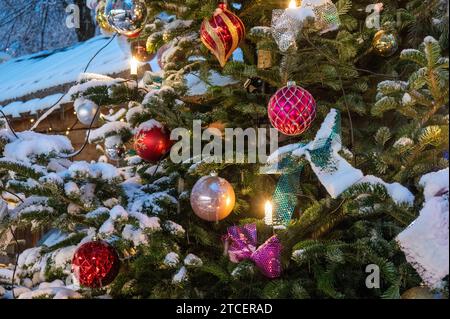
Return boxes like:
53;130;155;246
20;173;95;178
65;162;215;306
224;224;282;279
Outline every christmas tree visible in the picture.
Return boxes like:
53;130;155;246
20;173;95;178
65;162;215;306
0;0;448;299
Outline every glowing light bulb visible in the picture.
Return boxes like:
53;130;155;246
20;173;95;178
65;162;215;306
130;57;138;76
288;0;297;9
264;200;273;226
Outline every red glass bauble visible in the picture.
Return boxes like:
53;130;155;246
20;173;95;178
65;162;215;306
268;81;317;136
131;40;155;62
200;2;245;67
72;241;120;288
126;30;141;39
134;126;173;162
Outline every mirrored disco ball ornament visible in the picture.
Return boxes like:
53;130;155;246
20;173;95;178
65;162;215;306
72;241;120;288
372;30;398;57
268;81;317;136
96;1;115;36
75;99;100;126
190;173;236;222
105;0;148;38
106;144;126;161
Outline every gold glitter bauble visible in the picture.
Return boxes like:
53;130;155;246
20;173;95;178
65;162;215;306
372;30;398;57
401;287;436;299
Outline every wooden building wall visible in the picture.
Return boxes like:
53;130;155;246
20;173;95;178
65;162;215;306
1;104;102;264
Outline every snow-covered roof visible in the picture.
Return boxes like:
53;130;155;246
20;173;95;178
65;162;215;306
0;36;131;118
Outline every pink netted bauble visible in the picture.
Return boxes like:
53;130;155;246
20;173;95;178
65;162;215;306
268;82;317;136
72;241;120;288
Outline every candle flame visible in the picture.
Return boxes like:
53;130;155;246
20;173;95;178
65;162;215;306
288;0;297;8
264;200;273;226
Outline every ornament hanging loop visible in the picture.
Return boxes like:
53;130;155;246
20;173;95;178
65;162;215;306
218;0;228;10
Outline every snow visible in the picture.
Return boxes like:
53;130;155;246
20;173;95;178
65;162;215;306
0;36;131;103
424;36;438;44
402;93;413;105
266;143;304;164
186;71;238;96
89;122;132;142
127;189;177;216
17;287;82;299
38;279;65;290
40;173;64;186
17;248;42;271
397;171;449;288
164;221;186;237
0;285;5;296
144;165;166;175
0;268;13;283
129;211;161;232
110;205;129;220
310;156;364;199
419;168;449;201
357;175;415;206
86;207;110;219
64;182;80;196
1;93;66;118
38;229;69;248
51;246;77;270
3;132;73;163
393;137;414;148
65;161;123;181
99;219;115;235
137;119;164;132
164;252;180;268
172;266;188;284
126;103;145;122
184;254;203;267
122;225;148;246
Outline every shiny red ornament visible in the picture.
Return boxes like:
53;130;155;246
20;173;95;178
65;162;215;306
134;125;173;162
71;241;120;288
200;2;245;67
268;81;317;136
126;30;141;39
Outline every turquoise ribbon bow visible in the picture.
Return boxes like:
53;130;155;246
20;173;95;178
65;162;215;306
267;109;342;227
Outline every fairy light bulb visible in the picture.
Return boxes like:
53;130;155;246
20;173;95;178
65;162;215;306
130;57;138;76
288;0;297;8
265;200;273;226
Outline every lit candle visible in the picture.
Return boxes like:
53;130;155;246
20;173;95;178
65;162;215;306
264;200;273;226
130;57;138;76
286;0;302;19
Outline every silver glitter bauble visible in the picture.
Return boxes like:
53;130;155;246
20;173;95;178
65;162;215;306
105;0;148;38
75;99;100;126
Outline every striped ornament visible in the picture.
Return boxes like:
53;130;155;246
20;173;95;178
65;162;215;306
200;2;245;67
